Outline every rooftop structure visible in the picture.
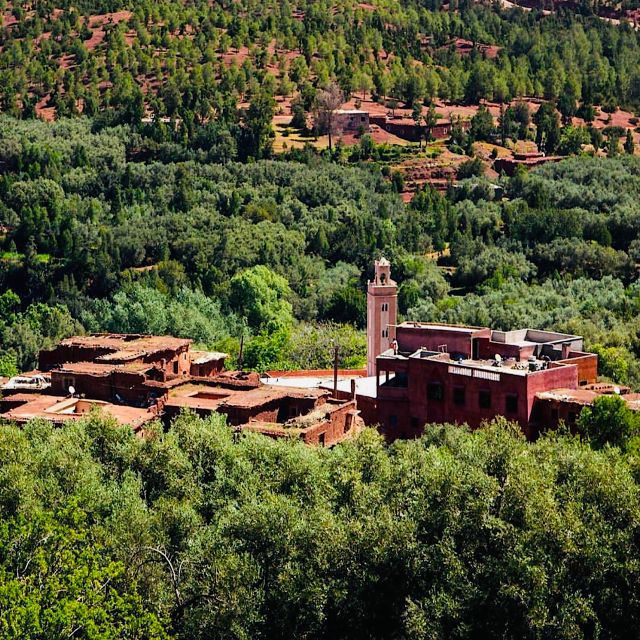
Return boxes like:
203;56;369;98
332;109;370;134
163;380;362;446
35;333;229;405
0;392;156;432
369;114;470;142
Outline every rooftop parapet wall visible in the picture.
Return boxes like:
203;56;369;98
395;324;490;358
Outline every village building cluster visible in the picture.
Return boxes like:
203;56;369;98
0;259;637;444
331;108;468;142
0;333;363;446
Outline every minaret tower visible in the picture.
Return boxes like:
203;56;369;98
367;258;398;376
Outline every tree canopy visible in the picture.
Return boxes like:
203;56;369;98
1;412;640;639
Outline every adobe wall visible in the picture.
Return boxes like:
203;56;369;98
51;370;151;406
300;401;359;446
151;348;190;377
335;111;369;133
531;397;583;434
476;337;535;362
333;387;378;426
555;352;597;386
221;396;322;427
219;403;279;426
525;365;578;430
396;326;490;357
39;345;112;370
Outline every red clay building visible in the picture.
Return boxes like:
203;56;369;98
367;260;600;440
333;109;370;134
2;334;362;446
494;152;564;176
0;393;156;432
37;333;227;405
369;114;470;142
164;379;362;446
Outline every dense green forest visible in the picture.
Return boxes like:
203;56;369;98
1;411;640;639
2;117;640;386
0;0;640;128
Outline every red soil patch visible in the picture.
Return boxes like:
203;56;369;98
35;97;55;122
220;46;251;66
2;11;17;28
84;11;133;51
84;29;106;51
87;11;133;29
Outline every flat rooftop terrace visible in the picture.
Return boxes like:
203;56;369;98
166;383;329;412
0;393;156;430
396;322;487;333
54;361;153;376
55;333;191;355
379;348;576;377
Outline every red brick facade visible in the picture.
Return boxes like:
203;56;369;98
367;261;600;441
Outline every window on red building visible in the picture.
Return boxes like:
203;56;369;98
453;386;466;406
506;394;518;414
479;389;491;409
390;415;398;427
427;382;443;401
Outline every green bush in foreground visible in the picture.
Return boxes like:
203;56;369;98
1;411;639;639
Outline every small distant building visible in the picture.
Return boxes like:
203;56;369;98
333;109;370;133
369;114;469;142
164;379;362;446
0;393;156;432
494;152;564;176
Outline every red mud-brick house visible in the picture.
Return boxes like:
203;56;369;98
369;114;469;142
493;151;564;176
366;259;602;441
37;334;228;404
333;109;370;134
2;334;363;445
164;381;362;446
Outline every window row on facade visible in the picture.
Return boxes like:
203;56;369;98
427;381;518;414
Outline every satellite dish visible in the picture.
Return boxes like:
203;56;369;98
495;354;502;362
68;385;76;396
614;386;621;395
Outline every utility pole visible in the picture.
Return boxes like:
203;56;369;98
333;344;339;399
238;332;245;371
